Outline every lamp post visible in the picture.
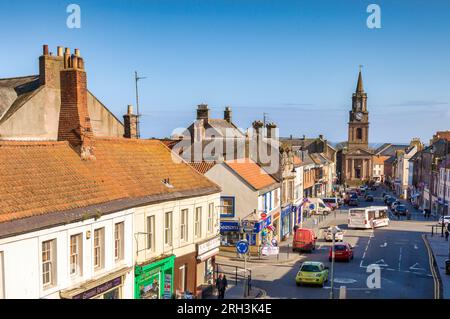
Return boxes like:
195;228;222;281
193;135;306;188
329;226;339;299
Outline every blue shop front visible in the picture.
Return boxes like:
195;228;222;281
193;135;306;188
219;216;274;254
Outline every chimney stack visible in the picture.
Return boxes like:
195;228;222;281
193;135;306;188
58;48;94;160
266;122;277;139
196;104;210;123
123;105;138;139
224;106;232;123
57;46;63;57
39;44;64;88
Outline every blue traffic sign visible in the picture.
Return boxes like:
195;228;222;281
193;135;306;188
236;240;249;254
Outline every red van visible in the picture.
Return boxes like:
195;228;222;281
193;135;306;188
292;228;317;253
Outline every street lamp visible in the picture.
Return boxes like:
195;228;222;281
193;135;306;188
329;225;339;299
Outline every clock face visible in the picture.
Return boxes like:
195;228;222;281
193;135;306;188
355;112;363;121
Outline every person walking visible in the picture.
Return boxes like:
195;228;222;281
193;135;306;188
216;274;228;299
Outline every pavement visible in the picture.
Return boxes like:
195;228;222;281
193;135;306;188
217;186;437;299
204;284;266;299
425;231;450;299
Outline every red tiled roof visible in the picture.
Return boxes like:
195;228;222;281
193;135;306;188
373;155;390;165
293;155;302;166
224;159;277;190
188;161;216;174
0;138;220;223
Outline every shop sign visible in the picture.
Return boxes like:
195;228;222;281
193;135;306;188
73;277;122;299
261;246;279;256
220;221;240;232
254;215;272;233
163;273;172;299
197;236;221;255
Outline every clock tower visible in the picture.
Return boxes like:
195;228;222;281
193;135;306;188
348;69;369;149
339;68;374;185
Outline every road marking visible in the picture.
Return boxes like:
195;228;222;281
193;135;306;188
380;242;387;248
409;263;426;271
333;278;358;284
398;247;402;271
373;259;389;267
414;244;419;250
362;251;366;259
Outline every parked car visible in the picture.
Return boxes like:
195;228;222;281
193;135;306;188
386;197;397;207
391;201;401;210
365;194;374;202
395;204;409;216
293;228;317;252
323;227;344;242
295;261;329;287
438;216;450;225
329;242;354;262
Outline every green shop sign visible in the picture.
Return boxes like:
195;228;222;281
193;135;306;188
134;255;175;299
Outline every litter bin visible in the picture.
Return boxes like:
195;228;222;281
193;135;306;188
445;259;450;275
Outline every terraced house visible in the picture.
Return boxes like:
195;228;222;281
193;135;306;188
0;45;221;299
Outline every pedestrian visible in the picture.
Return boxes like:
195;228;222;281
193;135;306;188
222;275;228;298
216;274;228;299
445;228;449;241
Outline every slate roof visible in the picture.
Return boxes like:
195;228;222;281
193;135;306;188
374;143;409;156
0;138;220;236
0;75;40;123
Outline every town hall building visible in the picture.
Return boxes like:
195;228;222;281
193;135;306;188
338;70;374;186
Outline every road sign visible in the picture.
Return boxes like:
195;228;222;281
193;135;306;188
236;240;249;255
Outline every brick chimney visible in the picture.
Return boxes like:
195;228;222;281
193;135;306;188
123;105;138;139
224;106;232;123
196;103;210;123
57;48;95;160
39;44;64;89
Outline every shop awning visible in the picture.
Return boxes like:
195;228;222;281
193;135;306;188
197;248;220;262
60;266;132;299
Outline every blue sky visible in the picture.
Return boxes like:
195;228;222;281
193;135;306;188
0;0;449;143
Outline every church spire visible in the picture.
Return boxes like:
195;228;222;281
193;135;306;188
356;65;364;93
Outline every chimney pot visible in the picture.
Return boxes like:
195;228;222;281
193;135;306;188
196;103;210;122
57;46;63;57
43;45;49;56
74;48;80;57
127;105;133;114
224;106;232;123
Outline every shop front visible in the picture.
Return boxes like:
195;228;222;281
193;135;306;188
280;204;293;240
196;236;220;298
174;251;197;298
220;215;275;255
134;255;175;299
60;267;131;299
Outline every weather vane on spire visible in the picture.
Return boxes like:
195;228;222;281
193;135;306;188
359;64;363;72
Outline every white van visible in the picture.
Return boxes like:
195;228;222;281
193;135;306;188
306;198;332;215
322;198;339;210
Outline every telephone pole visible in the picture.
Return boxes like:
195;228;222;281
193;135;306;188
134;71;146;139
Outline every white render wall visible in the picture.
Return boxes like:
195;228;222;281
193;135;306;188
134;193;221;265
0;209;134;299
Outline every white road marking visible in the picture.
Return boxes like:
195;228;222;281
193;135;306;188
398;247;402;271
380;242;387;248
414;244;419;250
333;278;358;284
373;259;389;267
409;263;426;271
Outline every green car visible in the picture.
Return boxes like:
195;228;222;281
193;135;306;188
295;261;329;287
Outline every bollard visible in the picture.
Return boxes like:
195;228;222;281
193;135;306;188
339;286;347;299
287;244;290;260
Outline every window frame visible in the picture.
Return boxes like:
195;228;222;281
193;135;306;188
164;212;173;247
114;222;125;262
180;209;189;242
195;207;202;239
207;203;214;234
93;228;105;271
42;239;57;289
220;196;235;218
147;215;155;251
69;233;83;277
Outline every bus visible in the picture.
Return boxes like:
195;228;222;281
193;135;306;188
348;206;389;229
